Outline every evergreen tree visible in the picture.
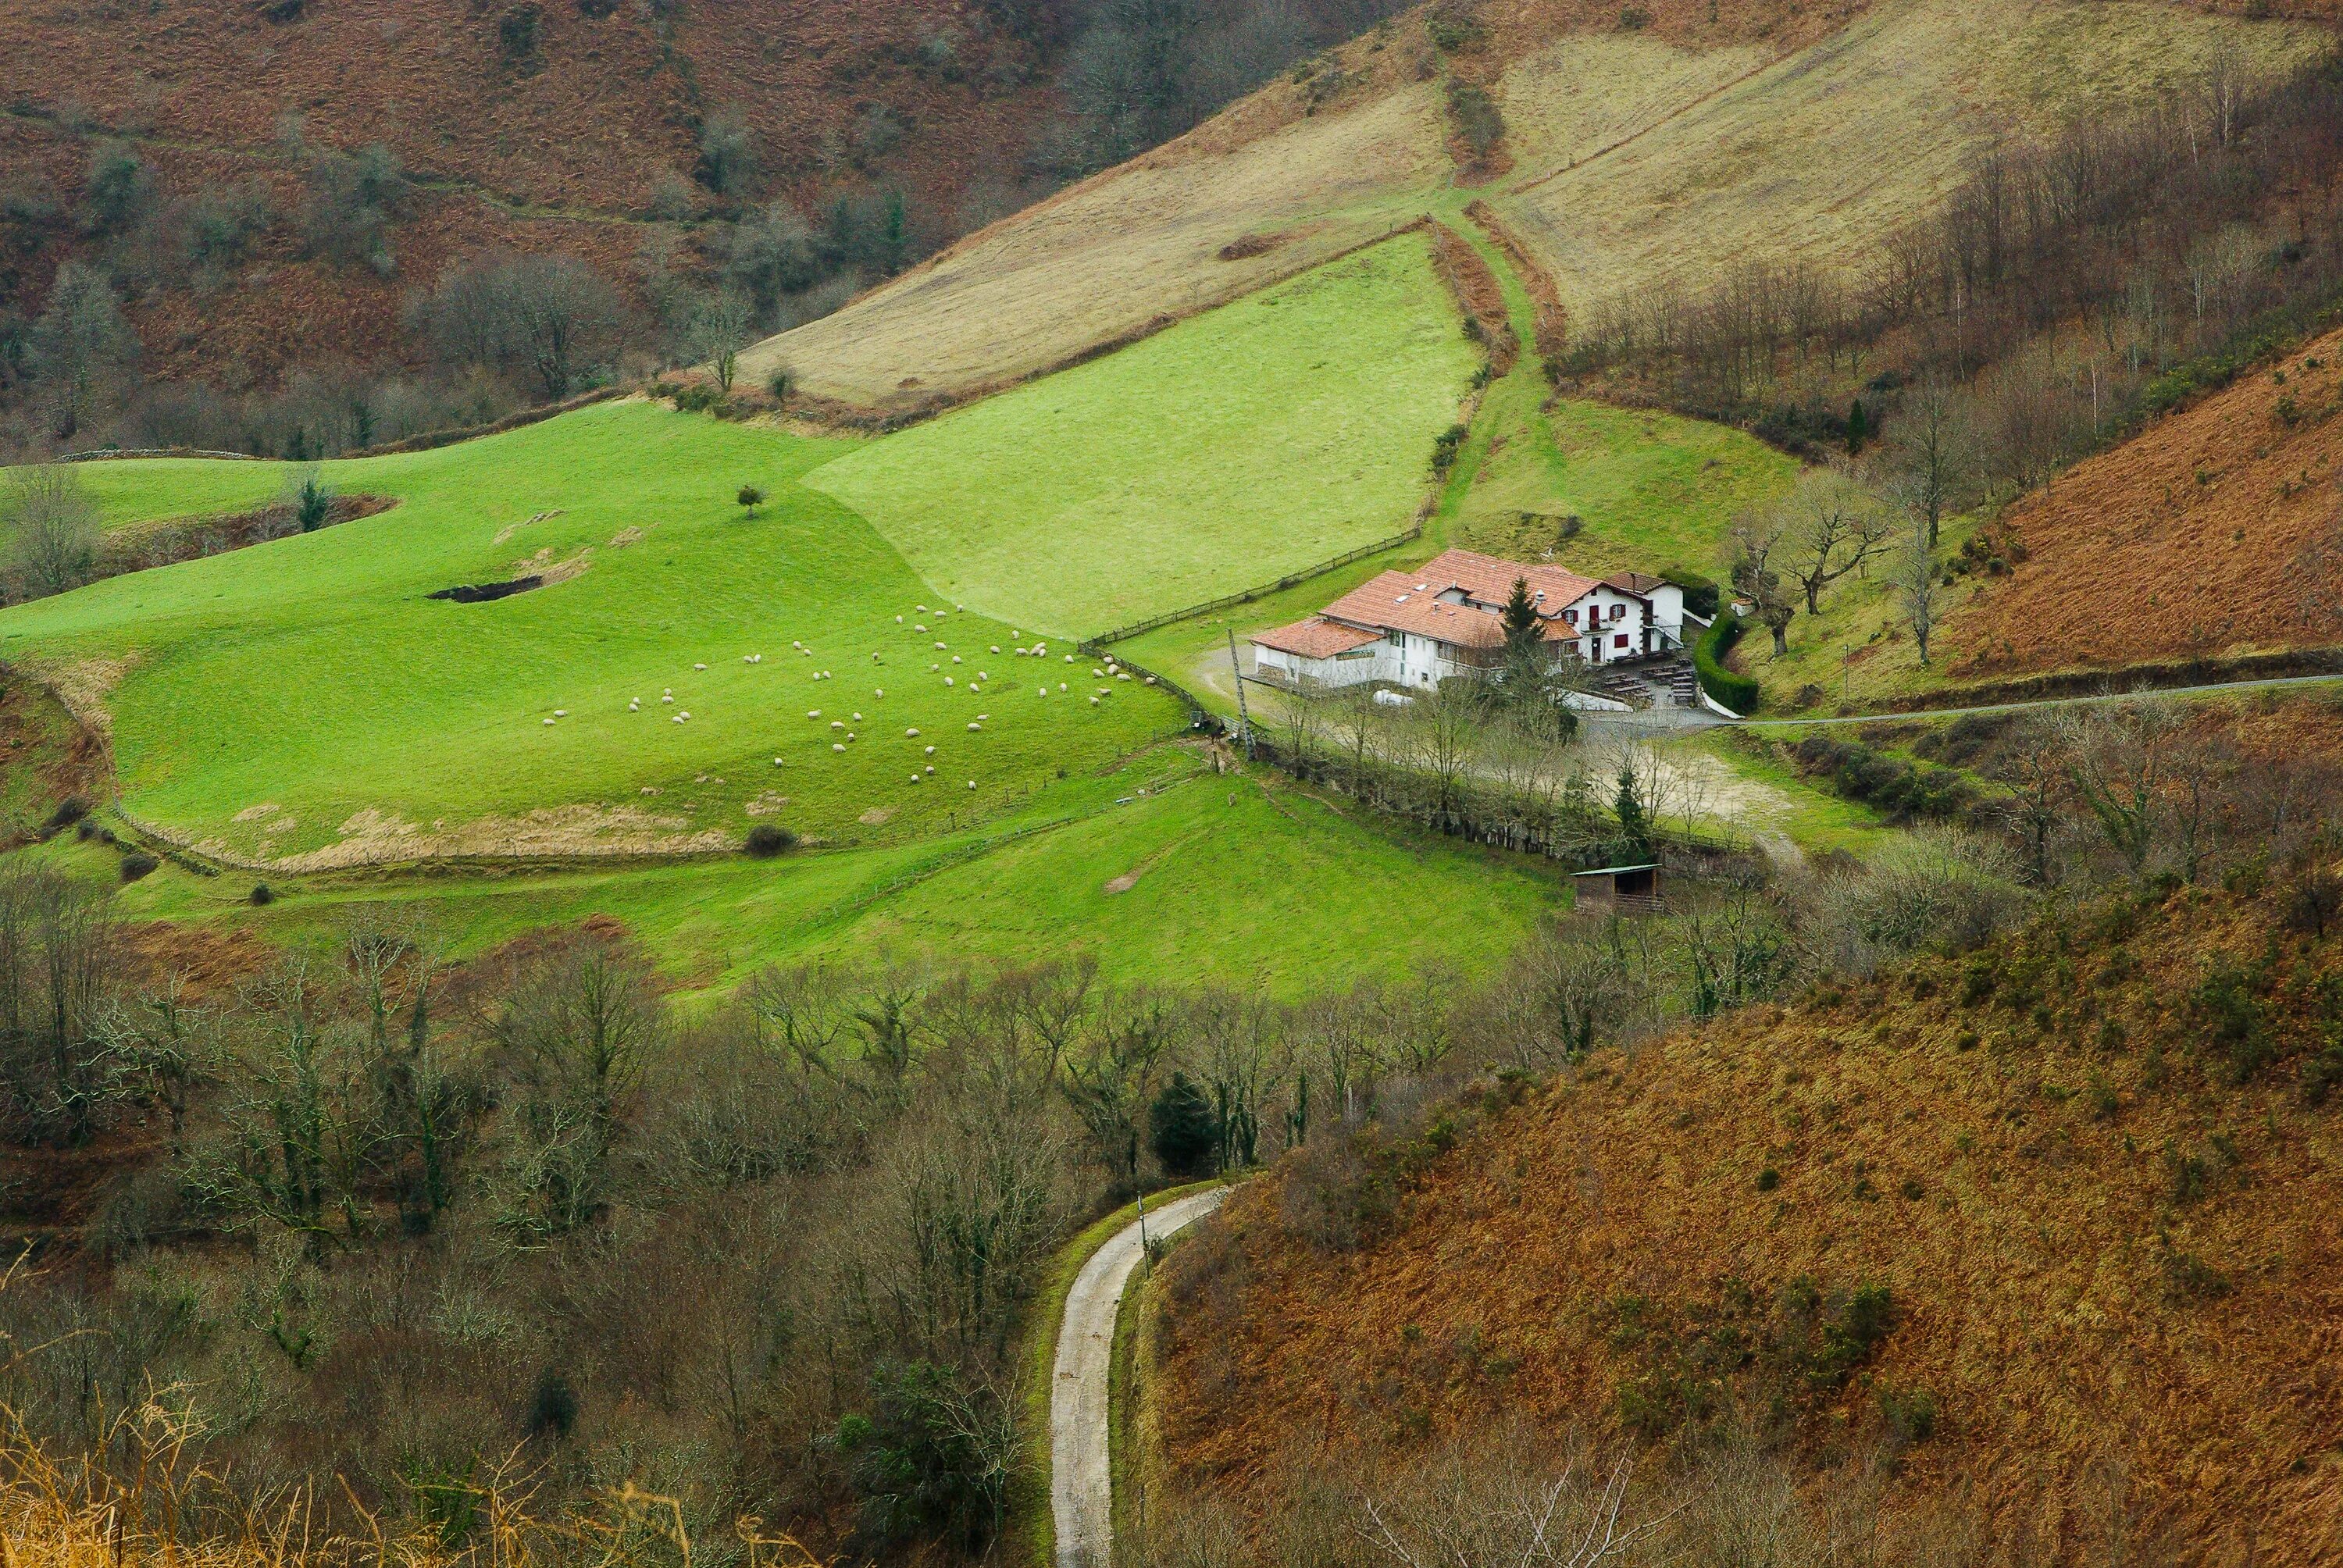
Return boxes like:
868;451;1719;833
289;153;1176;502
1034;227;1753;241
1846;397;1869;454
1148;1071;1218;1177
1614;763;1652;857
1500;576;1542;659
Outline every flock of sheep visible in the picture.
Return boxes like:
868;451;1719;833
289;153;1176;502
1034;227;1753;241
531;600;1162;800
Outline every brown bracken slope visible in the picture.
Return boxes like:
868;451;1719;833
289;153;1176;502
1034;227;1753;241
1154;885;2343;1561
1948;328;2343;678
0;0;1063;387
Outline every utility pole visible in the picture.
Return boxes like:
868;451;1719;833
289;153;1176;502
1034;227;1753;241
1227;629;1255;760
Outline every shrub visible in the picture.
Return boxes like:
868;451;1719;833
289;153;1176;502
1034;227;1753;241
1693;611;1759;714
744;823;796;858
1444;80;1504;158
1878;1383;1939;1444
249;882;275;906
1662;565;1720;619
42;795;89;833
737;484;767;517
1430;422;1468;475
526;1367;578;1438
119;852;159;883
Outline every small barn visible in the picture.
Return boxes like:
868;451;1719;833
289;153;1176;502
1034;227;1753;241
1572;862;1662;914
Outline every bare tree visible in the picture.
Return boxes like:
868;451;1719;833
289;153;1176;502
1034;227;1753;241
412;251;626;399
1781;469;1893;615
686;287;755;392
2059;701;2183;877
27;262;139;440
1884;371;1973;547
1894;508;1944;665
5;464;99;600
1729;515;1797;657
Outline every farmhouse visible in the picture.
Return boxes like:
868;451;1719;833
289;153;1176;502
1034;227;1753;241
1250;548;1691;690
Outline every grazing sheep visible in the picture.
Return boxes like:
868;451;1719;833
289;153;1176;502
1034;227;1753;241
832;721;844;730
951;654;961;665
916;624;928;633
907;728;921;737
853;711;864;721
945;676;955;686
925;744;936;754
917;604;928;612
968;780;975;789
979;713;989;719
793;640;804;647
834;743;846;753
663;695;676;704
694;663;708;671
674;712;690;722
1058;682;1068;691
924;764;934;774
967;722;981;732
1093;668;1104;678
990;645;1000;654
544;718;556;725
1039;687;1047;696
1145;676;1157;685
894;616;902;624
872;652;882;662
629;700;640;711
1089;696;1100;705
555;708;568;717
1118;672;1131;681
911;774;922;783
1065;654;1075;663
875;688;885;697
930;663;940;672
809;709;822;718
773;757;784;765
934;641;947;650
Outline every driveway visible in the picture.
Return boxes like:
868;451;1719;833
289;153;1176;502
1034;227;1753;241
1050;1186;1229;1568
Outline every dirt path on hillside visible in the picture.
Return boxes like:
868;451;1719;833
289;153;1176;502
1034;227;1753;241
1051;1188;1228;1568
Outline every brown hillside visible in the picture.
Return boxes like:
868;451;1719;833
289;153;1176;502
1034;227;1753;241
1154;887;2343;1560
1947;329;2343;677
0;0;1062;388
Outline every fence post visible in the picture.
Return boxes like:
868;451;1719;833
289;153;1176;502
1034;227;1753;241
1228;629;1255;759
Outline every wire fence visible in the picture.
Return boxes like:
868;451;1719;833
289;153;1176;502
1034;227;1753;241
1089;525;1425;649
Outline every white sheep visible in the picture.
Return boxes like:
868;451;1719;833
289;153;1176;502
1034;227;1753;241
916;624;928;633
663;695;675;704
694;663;707;671
773;757;784;766
544;717;556;725
674;712;690;722
930;663;940;672
967;722;981;732
979;713;989;720
907;728;921;738
809;709;822;718
1093;668;1104;678
944;676;954;686
834;743;846;753
894;616;903;624
629;700;640;711
1089;696;1100;705
1038;686;1048;696
1058;682;1068;691
554;708;568;717
832;721;844;730
967;780;976;790
874;688;885;697
1064;654;1075;663
872;652;882;662
934;641;947;650
1117;672;1131;681
793;640;804;647
1145;676;1157;685
917;604;928;612
910;774;921;783
990;645;1000;654
925;744;936;754
853;711;864;721
924;764;934;774
951;654;961;665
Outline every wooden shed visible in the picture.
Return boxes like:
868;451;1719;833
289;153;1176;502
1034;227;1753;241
1571;862;1662;914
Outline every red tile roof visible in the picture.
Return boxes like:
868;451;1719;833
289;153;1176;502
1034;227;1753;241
1414;548;1603;618
1250;617;1383;658
1320;570;1509;648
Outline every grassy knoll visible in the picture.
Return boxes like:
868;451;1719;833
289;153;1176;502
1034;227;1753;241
801;237;1479;639
0;400;1189;864
1452;399;1795;578
66;751;1558;1000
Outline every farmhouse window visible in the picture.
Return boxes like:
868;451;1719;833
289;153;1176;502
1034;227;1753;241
1387;629;1403;647
1609;604;1624;621
1614;633;1629;650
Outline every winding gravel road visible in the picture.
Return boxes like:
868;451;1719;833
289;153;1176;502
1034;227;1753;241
1050;1186;1229;1568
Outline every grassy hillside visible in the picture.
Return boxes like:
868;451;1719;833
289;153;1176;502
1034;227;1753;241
0;401;1189;864
803;237;1479;638
1152;878;2343;1556
1486;0;2329;329
75;750;1558;1001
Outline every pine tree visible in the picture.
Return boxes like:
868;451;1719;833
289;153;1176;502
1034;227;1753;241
1614;763;1651;856
1846;397;1869;454
1500;576;1542;658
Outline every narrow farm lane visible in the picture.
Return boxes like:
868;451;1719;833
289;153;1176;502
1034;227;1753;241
1050;1186;1229;1568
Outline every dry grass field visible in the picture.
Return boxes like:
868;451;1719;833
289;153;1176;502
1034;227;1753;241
739;82;1450;415
1945;328;2343;676
1485;0;2330;323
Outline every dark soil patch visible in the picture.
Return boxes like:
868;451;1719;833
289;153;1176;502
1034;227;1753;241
429;575;545;604
1218;231;1286;261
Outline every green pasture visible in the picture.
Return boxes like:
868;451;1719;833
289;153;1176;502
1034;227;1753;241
63;750;1560;1000
801;236;1480;639
0;400;1186;864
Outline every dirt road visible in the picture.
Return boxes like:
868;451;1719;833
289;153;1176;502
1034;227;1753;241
1050;1186;1229;1568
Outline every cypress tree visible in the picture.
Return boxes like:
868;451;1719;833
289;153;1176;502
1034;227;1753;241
1846;397;1868;454
1149;1073;1219;1178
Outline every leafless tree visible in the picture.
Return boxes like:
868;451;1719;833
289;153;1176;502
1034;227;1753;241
1729;515;1797;657
26;262;138;440
2059;700;2184;877
1893;508;1944;666
4;464;99;600
1781;469;1893;615
1883;371;1973;547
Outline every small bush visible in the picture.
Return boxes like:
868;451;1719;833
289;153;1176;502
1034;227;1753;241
526;1367;579;1438
249;882;275;906
1878;1383;1939;1444
43;795;90;832
1444;80;1505;158
744;823;796;858
1755;1166;1780;1192
119;852;159;883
